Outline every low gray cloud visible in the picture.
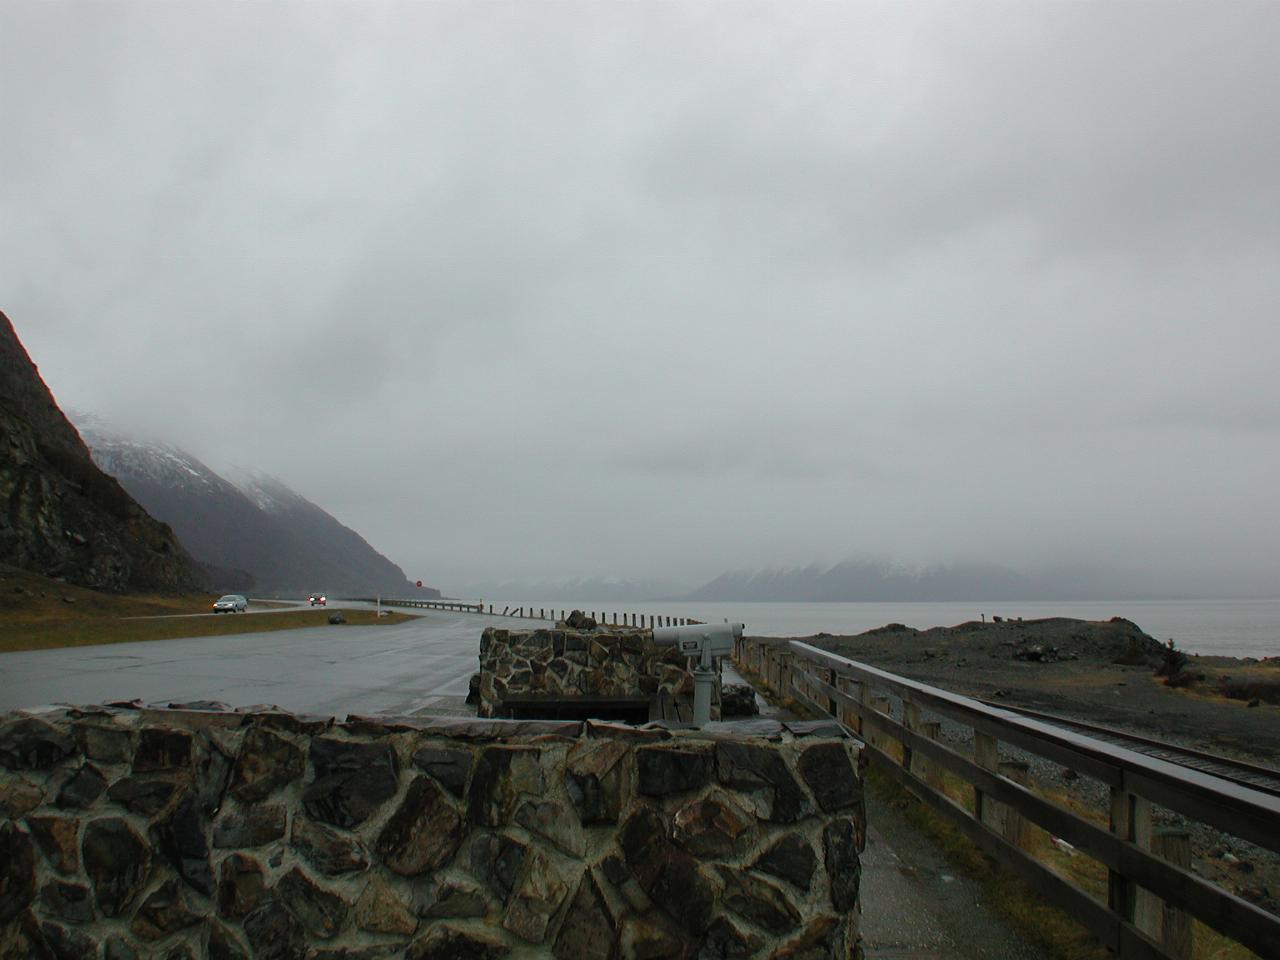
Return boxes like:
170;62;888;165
3;1;1277;593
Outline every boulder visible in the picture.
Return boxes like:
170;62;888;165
564;610;597;630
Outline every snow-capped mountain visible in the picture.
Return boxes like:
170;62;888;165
76;417;433;598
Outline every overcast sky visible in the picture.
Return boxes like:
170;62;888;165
3;1;1278;594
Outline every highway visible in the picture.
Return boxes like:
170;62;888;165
0;605;543;716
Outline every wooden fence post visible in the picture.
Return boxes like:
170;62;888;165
1154;830;1192;958
848;681;865;736
974;733;1002;831
998;761;1031;850
1131;797;1159;945
921;721;944;790
1109;786;1137;926
868;695;891;754
903;701;922;775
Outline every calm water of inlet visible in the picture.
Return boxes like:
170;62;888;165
498;599;1280;660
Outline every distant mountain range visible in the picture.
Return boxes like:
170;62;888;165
77;418;434;598
457;575;684;602
682;559;1146;602
462;560;1149;604
0;312;199;592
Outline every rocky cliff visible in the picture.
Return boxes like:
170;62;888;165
0;311;198;593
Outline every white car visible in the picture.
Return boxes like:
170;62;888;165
212;594;248;613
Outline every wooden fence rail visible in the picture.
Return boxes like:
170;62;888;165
734;637;1280;960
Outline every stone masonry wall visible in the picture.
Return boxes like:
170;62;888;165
1;706;863;959
478;627;721;721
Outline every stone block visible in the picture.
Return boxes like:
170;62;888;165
130;879;203;941
0;776;43;818
797;742;861;813
82;818;151;917
822;818;861;912
467;746;545;827
354;877;417;936
469;832;528;902
216;853;268;919
107;774;181;816
413;879;490;919
277;866;349;940
565;738;630;824
718;867;802;935
26;815;80;874
133;728;193;772
406;924;511;960
376;775;464;876
55;762;107;809
74;722;133;764
515;799;585;857
0;717;75;770
0;823;36;923
636;746;712;796
751;832;817;891
501;849;570;943
39;920;98;960
411;745;473;797
671;791;756;859
303;738;399;828
212;803;286;848
291;816;370;876
715;741;810;822
551;872;614;960
206;921;250;960
231;727;305;803
39;879;94;923
156;794;214;895
243;901;306;960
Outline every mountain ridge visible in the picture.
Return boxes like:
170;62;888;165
77;418;435;598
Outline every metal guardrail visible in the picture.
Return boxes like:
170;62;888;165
362;597;484;613
735;636;1280;960
362;598;699;629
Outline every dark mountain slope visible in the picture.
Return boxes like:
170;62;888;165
0;311;199;592
78;422;433;598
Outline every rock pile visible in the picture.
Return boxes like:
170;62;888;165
0;706;864;958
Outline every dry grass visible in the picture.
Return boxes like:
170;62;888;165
0;566;411;653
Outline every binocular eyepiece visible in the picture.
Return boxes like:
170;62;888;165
652;622;745;661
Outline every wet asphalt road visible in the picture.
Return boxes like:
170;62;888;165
0;606;543;716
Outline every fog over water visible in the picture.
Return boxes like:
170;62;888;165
3;2;1278;596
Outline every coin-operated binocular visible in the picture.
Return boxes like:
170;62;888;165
653;621;745;727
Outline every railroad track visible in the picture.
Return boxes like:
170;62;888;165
979;700;1280;797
